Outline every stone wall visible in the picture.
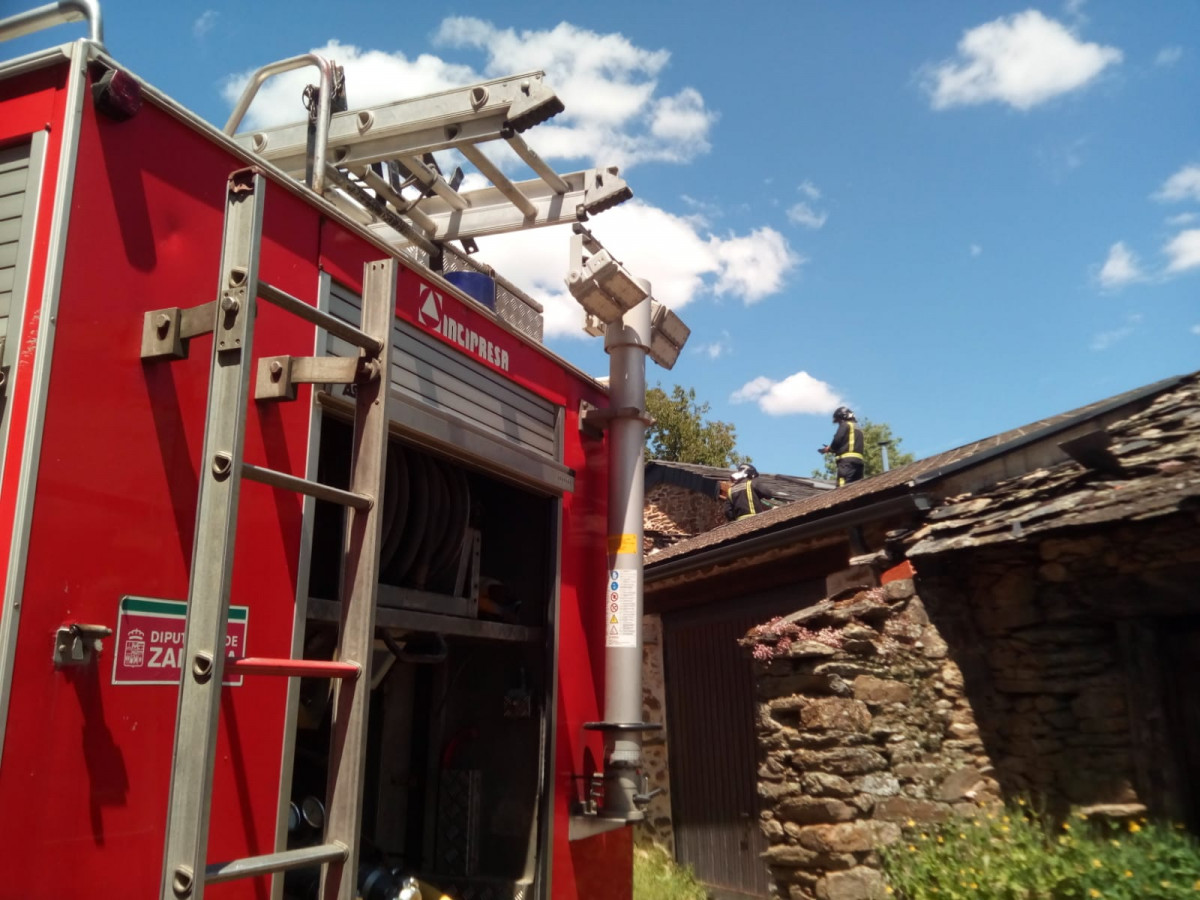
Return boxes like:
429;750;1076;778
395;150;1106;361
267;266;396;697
637;614;675;851
914;517;1200;822
644;483;727;551
745;578;999;900
745;516;1200;898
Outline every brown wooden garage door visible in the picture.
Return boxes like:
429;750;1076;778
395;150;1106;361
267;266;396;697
663;582;826;899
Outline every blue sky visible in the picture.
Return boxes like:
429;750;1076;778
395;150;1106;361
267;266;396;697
6;1;1198;475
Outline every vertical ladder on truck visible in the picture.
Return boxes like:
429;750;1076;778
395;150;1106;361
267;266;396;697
155;169;394;900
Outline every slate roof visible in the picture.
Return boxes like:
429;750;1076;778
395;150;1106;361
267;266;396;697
644;459;833;503
645;374;1190;571
906;372;1200;557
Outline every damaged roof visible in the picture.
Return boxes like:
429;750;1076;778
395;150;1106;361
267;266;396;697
906;372;1200;557
646;372;1191;573
644;459;833;503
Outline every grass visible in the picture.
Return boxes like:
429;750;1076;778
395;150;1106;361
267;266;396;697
882;800;1200;899
633;841;710;900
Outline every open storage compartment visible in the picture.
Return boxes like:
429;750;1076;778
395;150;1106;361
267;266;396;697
285;415;558;900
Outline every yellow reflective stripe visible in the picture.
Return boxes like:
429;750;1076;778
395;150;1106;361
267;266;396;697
729;482;758;518
837;452;864;460
848;422;857;454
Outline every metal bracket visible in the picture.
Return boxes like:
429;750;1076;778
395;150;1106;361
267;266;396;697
140;301;217;360
567;812;629;842
255;354;367;401
0;336;8;406
53;622;113;667
578;400;652;437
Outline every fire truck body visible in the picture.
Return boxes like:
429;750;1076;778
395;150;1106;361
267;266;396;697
0;27;631;900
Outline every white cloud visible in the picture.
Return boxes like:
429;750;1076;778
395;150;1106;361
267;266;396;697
1155;165;1200;203
470;201;798;338
787;182;827;228
215;20;795;340
678;194;720;225
925;10;1122;111
1192;324;1200;336
730;371;843;416
222;18;715;169
222;40;478;130
1097;241;1143;288
433;18;715;168
1090;314;1142;351
650;88;712;142
786;201;828;230
1167;212;1197;226
694;332;732;360
1164;229;1200;273
1156;46;1183;67
710;228;800;301
220;20;716;170
970;243;983;257
193;10;218;39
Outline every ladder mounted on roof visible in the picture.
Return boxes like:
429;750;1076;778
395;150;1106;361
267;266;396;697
225;58;632;253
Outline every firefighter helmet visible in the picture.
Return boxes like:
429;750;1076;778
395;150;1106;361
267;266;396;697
832;406;855;423
731;463;759;482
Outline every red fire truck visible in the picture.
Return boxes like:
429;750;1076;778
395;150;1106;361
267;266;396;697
0;4;685;898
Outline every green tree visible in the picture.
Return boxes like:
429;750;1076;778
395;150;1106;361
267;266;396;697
644;384;747;467
811;418;915;480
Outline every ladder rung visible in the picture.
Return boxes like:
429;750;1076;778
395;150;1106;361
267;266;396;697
505;131;570;194
354;165;438;235
457;143;537;218
257;280;384;355
226;657;361;678
396;154;469;211
325;165;439;257
241;461;372;509
206;843;348;884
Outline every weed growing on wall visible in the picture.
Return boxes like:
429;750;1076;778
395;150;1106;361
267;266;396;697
633;842;709;900
882;801;1200;899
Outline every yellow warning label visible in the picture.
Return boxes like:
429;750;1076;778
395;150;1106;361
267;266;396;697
609;615;619;624
607;534;638;555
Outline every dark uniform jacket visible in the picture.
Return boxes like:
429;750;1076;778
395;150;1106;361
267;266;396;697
829;421;865;487
829;421;865;459
725;479;770;521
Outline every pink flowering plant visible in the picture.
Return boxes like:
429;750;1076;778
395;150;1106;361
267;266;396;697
746;616;843;661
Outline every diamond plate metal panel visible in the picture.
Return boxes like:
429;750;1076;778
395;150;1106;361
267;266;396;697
442;248;544;343
436;769;481;876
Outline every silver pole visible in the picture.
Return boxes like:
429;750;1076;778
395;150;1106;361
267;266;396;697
0;0;105;51
879;440;891;473
599;281;651;820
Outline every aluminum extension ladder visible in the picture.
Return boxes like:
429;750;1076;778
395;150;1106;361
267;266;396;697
223;58;632;254
144;169;394;900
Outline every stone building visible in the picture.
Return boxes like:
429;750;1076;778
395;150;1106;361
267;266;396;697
904;372;1200;828
637;461;830;857
640;372;1197;900
643;460;831;552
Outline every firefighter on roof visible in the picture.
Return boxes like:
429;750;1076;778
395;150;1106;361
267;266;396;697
820;406;865;487
725;463;771;521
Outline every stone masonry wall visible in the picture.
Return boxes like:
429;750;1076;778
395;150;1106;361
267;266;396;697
744;579;1000;900
644;483;727;551
637;614;675;852
914;517;1200;821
